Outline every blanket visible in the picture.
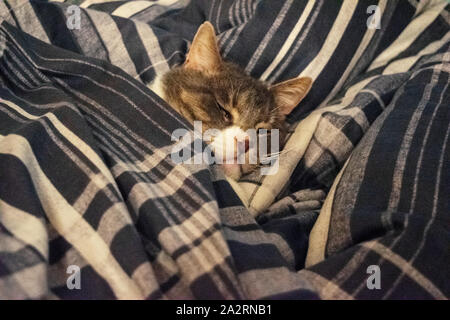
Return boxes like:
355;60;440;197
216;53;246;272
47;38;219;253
0;0;449;299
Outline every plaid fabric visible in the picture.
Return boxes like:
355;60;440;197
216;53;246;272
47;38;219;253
0;22;240;299
0;17;317;300
238;0;450;214
0;0;449;299
0;0;189;83
305;50;450;299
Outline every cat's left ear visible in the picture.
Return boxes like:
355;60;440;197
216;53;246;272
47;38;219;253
184;21;222;73
270;77;312;116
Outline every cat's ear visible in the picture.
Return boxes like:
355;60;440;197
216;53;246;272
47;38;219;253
184;21;222;73
270;77;312;116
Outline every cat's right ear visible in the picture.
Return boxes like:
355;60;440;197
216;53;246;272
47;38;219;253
270;77;312;116
184;22;222;73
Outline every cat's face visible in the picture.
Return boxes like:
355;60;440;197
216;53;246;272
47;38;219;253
159;22;311;179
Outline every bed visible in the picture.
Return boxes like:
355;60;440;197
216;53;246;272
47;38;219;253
0;0;449;299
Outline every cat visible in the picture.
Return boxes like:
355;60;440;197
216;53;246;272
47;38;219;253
149;21;312;180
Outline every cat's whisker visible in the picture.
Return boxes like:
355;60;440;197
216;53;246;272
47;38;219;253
270;105;282;112
264;146;296;157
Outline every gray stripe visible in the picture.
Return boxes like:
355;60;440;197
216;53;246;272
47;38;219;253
268;0;323;83
327;79;409;256
245;0;293;73
386;66;442;212
382;64;450;299
222;24;246;57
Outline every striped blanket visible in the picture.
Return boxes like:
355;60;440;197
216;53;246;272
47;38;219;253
0;0;449;299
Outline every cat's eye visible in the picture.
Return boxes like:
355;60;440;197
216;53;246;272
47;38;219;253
216;101;232;122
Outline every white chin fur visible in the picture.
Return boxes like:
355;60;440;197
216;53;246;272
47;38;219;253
148;74;166;100
210;126;248;163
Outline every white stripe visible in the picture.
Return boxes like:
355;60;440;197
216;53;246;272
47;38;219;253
318;0;388;108
245;0;296;73
80;0;123;9
297;0;358;81
335;75;378;107
6;0;50;43
137;49;183;81
83;113;218;233
208;0;216;21
383;76;450;298
362;242;446;299
0;263;47;299
159;201;223;254
1;99;118;187
411;0;427;17
360;89;386;109
368;0;448;71
162;229;229;282
0;1;16;25
112;1;153;18
53;78;212;203
0;199;48;259
2;100;125;223
234;0;242;25
54;70;174;136
0;134;144;299
387;67;441;211
222;24;246;56
134;22;170;76
112;0;179;18
383;31;450;75
6;46;45;86
259;0;315;80
4;39;186;128
125;170;202;205
86;10;139;77
299;270;354;299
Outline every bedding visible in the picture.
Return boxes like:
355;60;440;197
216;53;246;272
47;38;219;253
0;0;449;299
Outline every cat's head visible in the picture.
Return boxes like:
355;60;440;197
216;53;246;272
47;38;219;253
160;22;312;179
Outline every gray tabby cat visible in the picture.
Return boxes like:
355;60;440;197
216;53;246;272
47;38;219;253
149;22;312;180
